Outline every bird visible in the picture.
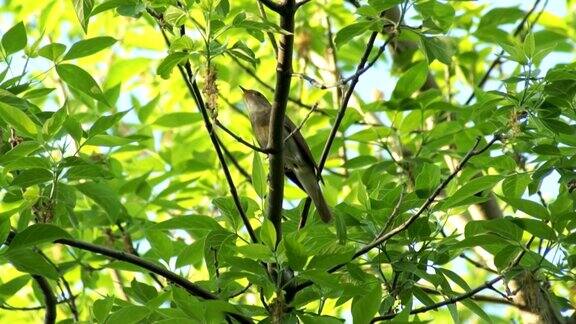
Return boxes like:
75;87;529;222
240;86;332;222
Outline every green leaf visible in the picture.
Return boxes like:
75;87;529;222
153;112;201;127
107;305;151;324
63;36;117;60
441;175;503;210
415;163;441;198
43;107;68;138
420;35;453;65
501;173;531;198
0;275;30;297
135;95;159;123
177;240;204;268
8;224;71;251
461;299;493;323
465;219;523;242
56;64;108;104
392;61;429;99
12;169;53;188
236;243;274;261
439;268;470;291
523;32;535;59
88;110;128;137
351;283;381;324
510;218;556;240
284;234;308;271
116;2;146;18
153;215;224;236
260;218;276;249
0;102;38;138
1;22;27;56
84;134;138;147
38;43;66;61
146;230;173;261
498;196;550;220
93;297;114;323
252;152;266;198
367;0;403;12
3;157;51;171
157;52;189;79
5;249;58;279
532;144;560;155
76;182;126;222
334;21;373;48
73;0;94;33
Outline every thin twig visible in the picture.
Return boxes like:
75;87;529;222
284;102;318;143
215;120;272;153
0;297;74;311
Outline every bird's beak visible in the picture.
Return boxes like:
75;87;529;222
239;86;247;93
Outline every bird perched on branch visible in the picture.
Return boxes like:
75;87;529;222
240;87;332;222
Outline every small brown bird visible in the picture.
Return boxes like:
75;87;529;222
240;87;332;222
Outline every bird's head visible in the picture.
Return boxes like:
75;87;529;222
240;86;271;114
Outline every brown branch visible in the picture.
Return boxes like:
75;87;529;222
259;0;283;13
54;237;252;323
295;0;312;9
57;238;214;298
215;120;273;154
148;10;258;244
177;65;258;244
266;0;297;246
372;276;504;322
284;102;317;143
32;275;57;324
418;286;532;312
0;297;74;311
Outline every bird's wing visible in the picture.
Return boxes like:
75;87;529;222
284;117;322;180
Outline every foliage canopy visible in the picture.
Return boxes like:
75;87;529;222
0;0;575;323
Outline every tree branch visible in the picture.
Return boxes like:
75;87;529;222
266;0;297;246
54;238;252;323
418;286;532;312
149;11;259;244
215;120;273;154
0;297;74;311
32;275;57;324
371;276;505;322
259;0;284;13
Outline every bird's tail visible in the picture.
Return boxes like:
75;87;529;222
295;167;332;222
